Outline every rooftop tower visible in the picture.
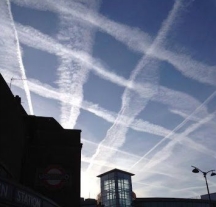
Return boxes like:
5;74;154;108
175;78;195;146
97;169;134;207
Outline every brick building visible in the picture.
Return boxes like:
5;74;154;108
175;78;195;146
0;73;82;207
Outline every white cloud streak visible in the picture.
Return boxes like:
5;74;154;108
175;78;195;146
16;23;149;94
1;0;215;199
1;4;206;124
82;138;141;160
11;23;209;123
0;69;170;137
16;18;210;127
130;91;216;175
11;0;152;51
0;69;165;134
1;69;213;161
2;67;216;198
5;0;34;114
0;2;18;74
86;0;187;173
56;0;100;129
11;0;216;87
1;3;213;164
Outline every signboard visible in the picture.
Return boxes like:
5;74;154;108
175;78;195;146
0;177;60;207
15;189;41;207
0;180;13;200
38;165;70;189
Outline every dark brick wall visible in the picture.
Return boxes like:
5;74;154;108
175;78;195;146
0;74;26;181
21;130;82;207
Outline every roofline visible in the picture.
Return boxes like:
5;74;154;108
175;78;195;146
134;197;216;203
97;168;134;177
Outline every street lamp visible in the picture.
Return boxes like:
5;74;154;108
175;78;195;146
191;166;216;206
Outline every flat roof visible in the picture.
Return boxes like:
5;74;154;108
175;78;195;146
97;168;134;177
134;197;216;203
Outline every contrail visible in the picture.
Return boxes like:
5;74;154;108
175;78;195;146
2;69;170;137
82;138;141;160
0;1;19;75
14;23;209;122
16;23;147;94
4;0;216;198
55;0;216;86
130;91;216;171
2;69;213;159
6;0;34;114
12;22;214;122
11;0;216;87
56;0;100;129
86;0;186;173
134;111;216;184
1;0;214;167
1;68;215;169
82;139;183;180
23;78;216;160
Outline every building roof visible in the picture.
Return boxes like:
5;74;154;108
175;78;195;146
25;115;64;130
97;168;134;177
0;73;82;133
134;197;216;203
0;73;27;115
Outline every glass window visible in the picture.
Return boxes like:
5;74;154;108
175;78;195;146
101;171;133;207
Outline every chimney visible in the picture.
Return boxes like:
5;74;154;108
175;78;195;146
15;95;21;104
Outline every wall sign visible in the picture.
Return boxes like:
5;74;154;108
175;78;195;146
0;177;59;207
38;165;70;189
0;180;13;200
15;189;41;207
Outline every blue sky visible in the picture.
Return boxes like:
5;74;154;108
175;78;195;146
1;0;216;199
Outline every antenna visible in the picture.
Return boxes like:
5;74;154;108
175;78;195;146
10;77;27;89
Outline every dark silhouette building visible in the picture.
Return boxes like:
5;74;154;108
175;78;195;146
0;73;82;207
81;198;98;207
0;176;61;207
133;197;216;207
201;192;216;201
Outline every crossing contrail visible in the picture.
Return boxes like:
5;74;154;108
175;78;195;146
6;0;34;114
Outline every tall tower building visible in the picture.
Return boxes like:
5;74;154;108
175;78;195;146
97;169;134;207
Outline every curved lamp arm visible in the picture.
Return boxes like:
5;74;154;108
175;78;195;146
191;166;215;175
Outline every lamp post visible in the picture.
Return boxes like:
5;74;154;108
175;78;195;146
191;166;216;207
